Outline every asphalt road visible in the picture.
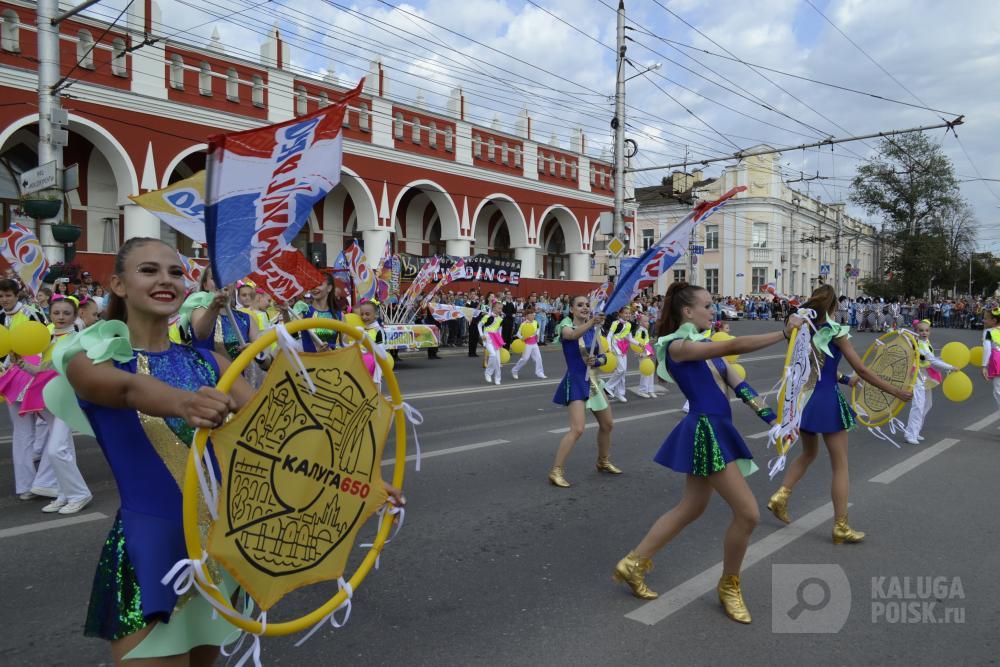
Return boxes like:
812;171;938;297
1;321;997;666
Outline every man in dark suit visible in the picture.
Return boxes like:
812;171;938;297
501;289;516;348
467;288;482;357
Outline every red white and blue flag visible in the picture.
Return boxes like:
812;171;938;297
602;186;745;314
205;80;364;288
0;221;48;295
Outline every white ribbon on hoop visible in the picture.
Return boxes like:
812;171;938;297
191;427;220;520
358;503;406;570
393;402;423;471
293;578;354;647
275;323;316;394
220;610;266;667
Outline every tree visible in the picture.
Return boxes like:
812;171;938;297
851;133;962;297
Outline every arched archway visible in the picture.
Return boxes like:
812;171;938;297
537;205;587;280
390;180;460;256
321;168;378;262
471;193;531;272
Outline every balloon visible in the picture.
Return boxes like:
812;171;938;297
711;331;733;342
510;339;526;355
499;348;511;364
940;342;970;370
969;345;984;368
0;326;9;357
599;336;610;353
730;363;746;381
630;342;645;354
343;313;364;331
639;358;655;376
942;370;972;402
725;353;739;364
599;354;617;373
10;321;50;356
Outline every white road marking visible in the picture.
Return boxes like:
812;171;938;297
625;502;838;625
748;430;771;439
965;412;1000;432
381;439;510;466
547;409;681;434
0;512;109;539
868;438;960;485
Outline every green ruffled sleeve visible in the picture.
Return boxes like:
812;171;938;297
42;320;134;437
812;321;851;357
654;322;707;382
553;317;574;338
178;291;215;333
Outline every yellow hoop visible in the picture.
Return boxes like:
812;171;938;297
852;329;918;428
182;317;407;635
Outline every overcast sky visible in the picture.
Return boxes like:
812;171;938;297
85;0;1000;252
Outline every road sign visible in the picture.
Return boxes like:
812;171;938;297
819;263;831;276
607;236;626;257
692;245;704;255
62;163;79;191
20;162;58;194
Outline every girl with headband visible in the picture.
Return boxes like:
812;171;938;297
903;319;956;445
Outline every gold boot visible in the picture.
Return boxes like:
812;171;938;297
832;514;865;544
548;466;570;488
717;574;752;624
596;456;623;474
767;486;792;524
612;551;658;599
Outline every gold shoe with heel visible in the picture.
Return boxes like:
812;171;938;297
767;486;792;524
596;456;623;474
717;574;752;624
832;514;865;544
548;466;570;488
613;551;658;600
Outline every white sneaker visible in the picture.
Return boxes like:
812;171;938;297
58;496;93;514
18;491;38;501
904;436;919;445
636;391;649;399
604;385;615;398
494;377;501;386
512;369;519;379
537;374;547;379
617;395;627;403
42;498;67;513
917;435;925;441
30;486;60;499
485;371;492;384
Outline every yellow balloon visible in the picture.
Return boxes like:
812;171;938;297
939;342;970;370
511;339;526;355
0;326;10;357
639;358;655;376
600;353;617;373
942;370;972;402
343;313;364;331
969;345;984;367
10;320;50;356
711;331;733;342
499;347;511;364
630;342;644;354
599;336;610;353
725;353;739;364
730;363;746;381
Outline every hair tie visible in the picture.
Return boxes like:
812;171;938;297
68;295;80;307
921;319;930;326
911;319;920;327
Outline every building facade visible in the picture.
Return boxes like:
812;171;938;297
0;0;628;282
636;149;880;299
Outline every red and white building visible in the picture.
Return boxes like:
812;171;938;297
0;0;634;286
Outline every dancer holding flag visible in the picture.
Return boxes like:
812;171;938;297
766;285;912;544
613;283;801;623
549;295;618;487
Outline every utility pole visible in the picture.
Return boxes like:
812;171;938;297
612;0;626;270
36;0;61;177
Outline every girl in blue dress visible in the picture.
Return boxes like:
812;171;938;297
767;284;911;544
549;295;620;487
613;282;802;624
183;266;258;361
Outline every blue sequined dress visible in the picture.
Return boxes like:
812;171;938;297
301;306;341;352
799;323;856;434
552;319;608;411
653;335;755;477
189;309;251;360
82;344;223;640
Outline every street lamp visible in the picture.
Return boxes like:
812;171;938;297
624;61;662;82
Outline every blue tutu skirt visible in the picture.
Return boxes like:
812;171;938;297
800;386;856;434
654;413;756;477
553;373;590;405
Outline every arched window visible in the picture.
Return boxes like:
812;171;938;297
77;30;95;70
570;163;578;180
411;117;421;145
473;134;482;159
295;86;307;115
318;91;329;107
537;153;545;173
1;9;19;53
359;103;370;132
590;169;596;185
393;112;404;140
549;156;556;176
487;137;495;162
514;147;522;168
428;121;437;148
251;75;264;106
558;158;566;178
199;62;212;96
111;37;126;77
226;69;239;101
169;54;184;89
444;126;454;152
501;142;509;165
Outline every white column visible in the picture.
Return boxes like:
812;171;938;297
37;220;61;264
123;203;161;241
455;122;473;166
445;239;470;257
267;69;295;123
321;229;343;265
370;97;393;148
361;229;390;266
514;245;537;279
568;251;591;282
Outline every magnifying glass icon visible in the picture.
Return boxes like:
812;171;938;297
787;577;831;619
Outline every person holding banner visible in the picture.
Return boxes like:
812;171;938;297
613;282;799;623
184;268;258;360
767;285;912;544
511;307;546;380
479;300;505;385
549;295;619;488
